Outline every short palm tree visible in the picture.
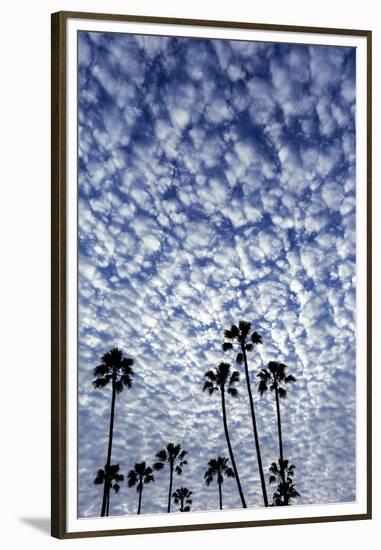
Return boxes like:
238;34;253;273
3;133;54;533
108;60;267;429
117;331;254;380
257;360;296;504
269;459;300;506
92;347;134;517
223;321;268;507
204;456;235;510
203;362;246;508
153;443;188;513
94;464;124;516
172;487;192;512
127;461;155;515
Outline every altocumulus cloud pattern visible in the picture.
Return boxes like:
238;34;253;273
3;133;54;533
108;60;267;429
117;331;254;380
77;31;356;517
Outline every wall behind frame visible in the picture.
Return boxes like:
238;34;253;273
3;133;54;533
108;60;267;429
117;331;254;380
0;0;378;549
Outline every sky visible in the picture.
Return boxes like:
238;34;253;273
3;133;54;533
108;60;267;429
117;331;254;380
77;30;356;518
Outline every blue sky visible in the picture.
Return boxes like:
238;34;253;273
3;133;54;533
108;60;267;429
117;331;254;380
77;31;356;518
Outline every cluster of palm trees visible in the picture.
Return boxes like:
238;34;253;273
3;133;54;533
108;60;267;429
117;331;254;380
204;321;299;508
91;321;299;517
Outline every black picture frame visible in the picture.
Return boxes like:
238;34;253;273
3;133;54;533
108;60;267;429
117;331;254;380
51;10;372;539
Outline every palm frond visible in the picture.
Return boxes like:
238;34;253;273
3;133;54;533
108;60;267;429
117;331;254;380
204;473;213;486
121;356;134;370
251;331;263;345
229;371;240;384
102;347;123;366
144;472;155;484
236;352;243;364
238;320;251;339
120;373;133;388
227;387;239;398
223;328;234;340
285;374;296;384
257;369;270;381
202;381;216;395
92;376;112;390
170;443;181;457
155;449;167;462
135;462;146;474
93;364;109;377
222;342;233;351
94;477;104;485
258;380;268;396
278;387;287;399
127;470;138;487
268;361;279;374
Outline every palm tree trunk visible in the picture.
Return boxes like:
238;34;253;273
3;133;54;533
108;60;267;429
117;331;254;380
275;387;287;504
138;484;143;515
218;479;223;510
275;387;284;463
106;488;110;516
180;497;184;512
241;347;268;507
167;464;173;513
221;388;247;508
101;379;117;517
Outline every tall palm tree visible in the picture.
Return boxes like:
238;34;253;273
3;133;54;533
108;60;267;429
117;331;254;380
223;321;268;507
257;360;296;504
172;487;192;512
203;362;246;508
127;461;155;515
269;459;300;506
94;464;124;516
204;456;235;510
153;443;188;513
92;347;134;517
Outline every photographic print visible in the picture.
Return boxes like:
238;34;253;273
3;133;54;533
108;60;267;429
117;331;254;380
51;12;371;538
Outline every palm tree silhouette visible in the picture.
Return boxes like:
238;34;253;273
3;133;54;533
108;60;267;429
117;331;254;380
153;443;188;513
94;464;124;516
92;347;134;516
257;360;296;504
172;487;192;512
204;456;235;510
127;461;155;515
203;362;247;508
223;321;268;507
269;459;300;506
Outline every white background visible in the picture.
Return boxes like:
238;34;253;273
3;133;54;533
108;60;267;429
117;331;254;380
0;0;378;548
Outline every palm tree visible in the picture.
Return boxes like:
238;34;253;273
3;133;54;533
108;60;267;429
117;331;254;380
153;443;188;513
92;347;134;517
269;459;300;506
223;321;268;507
127;461;155;515
257;360;296;504
203;362;247;508
172;487;192;512
204;456;235;510
94;464;124;516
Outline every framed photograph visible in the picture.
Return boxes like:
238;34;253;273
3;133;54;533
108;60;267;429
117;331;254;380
51;11;372;539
